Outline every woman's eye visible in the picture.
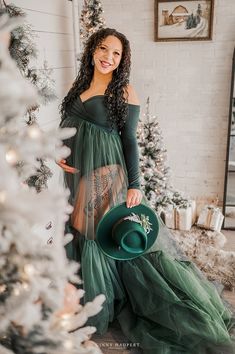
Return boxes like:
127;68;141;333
115;52;120;56
100;46;106;50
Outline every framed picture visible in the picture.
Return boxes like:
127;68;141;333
154;0;214;42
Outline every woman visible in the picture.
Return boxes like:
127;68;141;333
59;28;235;354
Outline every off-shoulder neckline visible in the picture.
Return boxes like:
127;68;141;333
79;95;140;108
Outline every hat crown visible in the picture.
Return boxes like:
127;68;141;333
96;202;159;260
112;219;147;254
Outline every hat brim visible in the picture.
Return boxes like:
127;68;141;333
96;202;159;260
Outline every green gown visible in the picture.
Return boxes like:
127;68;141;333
60;95;235;354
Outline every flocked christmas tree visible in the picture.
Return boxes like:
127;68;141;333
2;2;57;193
0;13;104;354
80;0;106;47
137;97;191;212
137;102;235;288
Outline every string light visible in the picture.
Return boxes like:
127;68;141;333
59;313;72;330
0;191;7;204
63;339;74;350
13;287;21;296
24;263;36;276
0;284;6;293
22;282;29;290
27;125;41;139
5;148;19;165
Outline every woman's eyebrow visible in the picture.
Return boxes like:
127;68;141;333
101;44;121;52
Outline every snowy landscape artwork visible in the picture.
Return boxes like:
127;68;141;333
155;0;214;41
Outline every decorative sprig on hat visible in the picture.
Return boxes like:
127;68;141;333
124;213;153;234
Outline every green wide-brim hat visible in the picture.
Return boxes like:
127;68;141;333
96;202;159;260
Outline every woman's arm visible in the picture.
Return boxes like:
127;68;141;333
124;84;140;106
58;116;79;174
121;85;142;208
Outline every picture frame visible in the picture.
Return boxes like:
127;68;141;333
154;0;214;42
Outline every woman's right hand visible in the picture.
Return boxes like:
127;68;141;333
57;159;79;174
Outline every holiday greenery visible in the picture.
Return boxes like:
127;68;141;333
0;14;104;354
137;97;191;212
2;2;56;193
80;0;106;47
3;3;56;110
26;158;53;193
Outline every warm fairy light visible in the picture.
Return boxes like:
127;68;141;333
0;284;6;293
24;263;36;276
60;313;72;330
22;282;29;290
0;191;7;204
5;148;19;165
63;339;74;350
27;125;41;139
61;313;72;320
13;287;20;296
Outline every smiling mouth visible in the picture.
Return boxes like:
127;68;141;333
100;60;112;68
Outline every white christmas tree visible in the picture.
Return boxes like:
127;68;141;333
2;3;57;192
137;97;191;212
0;14;104;354
80;0;106;47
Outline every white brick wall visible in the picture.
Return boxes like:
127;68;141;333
102;0;235;202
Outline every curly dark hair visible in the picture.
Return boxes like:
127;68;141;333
60;28;131;130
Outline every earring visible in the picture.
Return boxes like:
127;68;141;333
91;58;94;66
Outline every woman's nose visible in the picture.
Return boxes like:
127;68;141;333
105;51;113;62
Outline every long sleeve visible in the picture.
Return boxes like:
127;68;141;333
120;105;141;190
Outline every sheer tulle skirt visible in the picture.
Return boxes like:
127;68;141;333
61;115;128;240
61;115;235;354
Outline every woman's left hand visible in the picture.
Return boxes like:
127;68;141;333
126;189;142;208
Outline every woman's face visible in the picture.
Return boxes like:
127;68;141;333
93;35;123;75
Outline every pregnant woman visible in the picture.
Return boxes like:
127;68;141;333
58;27;235;354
